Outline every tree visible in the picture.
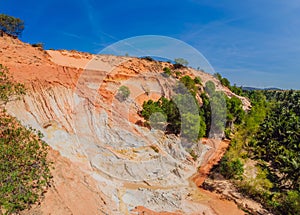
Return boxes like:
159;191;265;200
219;155;244;179
181;113;200;141
214;73;232;88
226;96;245;125
174;75;197;96
141;100;163;121
253;92;300;190
174;58;189;66
209;91;227;137
194;77;202;85
214;73;222;81
0;14;24;37
221;77;230;88
205;81;216;96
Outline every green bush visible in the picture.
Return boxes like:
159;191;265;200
0;112;52;213
214;72;230;88
149;112;167;130
0;64;25;105
221;78;230;88
163;67;172;77
173;75;198;97
141;97;181;135
181;113;206;141
194;77;202;85
205;81;216;96
140;100;163;121
180;76;197;94
279;190;300;215
116;85;130;102
175;71;182;78
219;156;244;179
0;65;51;213
226;96;245;125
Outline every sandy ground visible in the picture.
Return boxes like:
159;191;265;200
192;138;231;187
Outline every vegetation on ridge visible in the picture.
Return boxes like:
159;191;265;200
0;65;52;214
140;69;300;214
140;67;244;142
211;76;300;214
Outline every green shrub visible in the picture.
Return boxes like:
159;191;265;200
163;67;172;77
219;156;244;179
175;71;182;78
194;77;202;85
205;81;216;96
0;65;51;213
141;97;181;135
279;190;300;215
224;128;231;139
221;77;230;88
116;85;130;102
140;100;163;121
173;75;197;96
149;112;167;130
0;64;25;105
180;75;197;93
0;112;52;213
214;73;231;88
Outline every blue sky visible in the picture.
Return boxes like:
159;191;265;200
1;0;300;89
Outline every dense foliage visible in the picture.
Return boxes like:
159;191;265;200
0;14;24;37
214;72;244;96
0;112;52;213
141;73;207;141
191;72;300;214
141;65;300;213
140;68;244;142
216;89;300;215
252;90;300;190
0;65;52;214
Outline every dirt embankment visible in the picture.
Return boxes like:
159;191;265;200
202;177;273;215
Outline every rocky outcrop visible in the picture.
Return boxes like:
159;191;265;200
1;34;247;214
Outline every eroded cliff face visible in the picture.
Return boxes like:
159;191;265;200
1;35;247;215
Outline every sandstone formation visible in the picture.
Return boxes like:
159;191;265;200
1;34;249;214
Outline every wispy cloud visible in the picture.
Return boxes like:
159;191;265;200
62;32;82;39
